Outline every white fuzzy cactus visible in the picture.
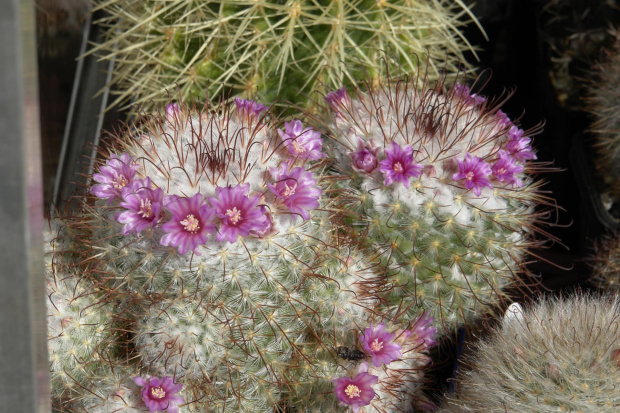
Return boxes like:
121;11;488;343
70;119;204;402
439;294;620;412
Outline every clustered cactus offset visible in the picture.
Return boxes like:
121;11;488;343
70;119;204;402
439;294;620;412
47;97;438;412
318;74;551;332
90;0;482;112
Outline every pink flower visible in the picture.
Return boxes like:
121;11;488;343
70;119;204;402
209;183;268;243
378;142;422;187
407;311;438;350
324;86;350;113
452;153;493;196
492;150;524;187
91;153;139;203
349;139;380;173
360;322;403;367
116;178;164;235
234;97;267;123
268;163;322;220
454;83;486;106
134;375;184;413
278;120;326;161
495;110;513;130
505;126;537;162
160;193;216;255
165;103;180;122
332;364;379;413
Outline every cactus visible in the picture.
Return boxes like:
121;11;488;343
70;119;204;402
585;28;620;205
48;98;437;412
439;294;620;412
317;75;552;332
587;234;620;291
90;0;482;113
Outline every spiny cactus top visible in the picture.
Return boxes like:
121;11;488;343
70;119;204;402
320;77;549;331
49;98;438;412
91;0;482;112
439;294;620;412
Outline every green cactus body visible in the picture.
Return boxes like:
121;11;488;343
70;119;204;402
48;100;436;411
319;79;546;332
91;0;481;112
440;294;620;412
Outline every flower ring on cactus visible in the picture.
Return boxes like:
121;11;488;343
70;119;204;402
116;178;165;236
133;375;184;413
454;83;486;106
350;139;380;173
406;311;438;350
268;163;322;220
360;322;403;367
378;142;423;187
492;150;524;188
332;364;379;413
278;120;326;161
325;87;351;114
505;126;537;162
160;193;216;255
234;97;268;124
452;153;493;196
91;153;139;203
209;183;268;243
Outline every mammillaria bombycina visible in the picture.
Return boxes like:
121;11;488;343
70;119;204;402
48;97;436;412
319;76;553;332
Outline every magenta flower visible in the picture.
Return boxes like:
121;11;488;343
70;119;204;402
349;139;380;173
250;206;274;238
116;178;164;235
359;322;403;367
332;364;379;413
454;83;486;106
452;153;493;196
407;311;438;350
234;97;267;123
134;375;184;413
165;103;180;121
268;164;322;220
90;153;139;203
209;183;268;243
160;193;216;255
495;109;513;130
325;86;350;113
378;142;422;188
505;126;537;162
278;120;326;161
492;150;524;187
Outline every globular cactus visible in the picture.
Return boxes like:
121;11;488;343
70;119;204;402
585;29;620;204
439;294;620;412
49;98;437;412
318;75;551;332
90;0;482;112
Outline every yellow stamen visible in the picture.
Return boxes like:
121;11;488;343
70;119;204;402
180;214;200;233
139;198;152;218
151;386;166;399
345;384;361;398
393;162;404;173
370;338;384;352
226;207;242;225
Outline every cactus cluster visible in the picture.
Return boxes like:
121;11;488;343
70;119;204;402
585;28;620;204
318;75;549;332
48;98;438;412
90;0;482;112
439;294;620;412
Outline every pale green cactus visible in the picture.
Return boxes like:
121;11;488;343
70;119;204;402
90;0;482;113
439;294;620;412
318;75;548;332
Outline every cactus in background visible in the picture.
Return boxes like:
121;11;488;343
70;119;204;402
439;294;620;412
90;0;482;113
587;234;620;291
585;29;620;205
48;98;437;412
318;75;552;332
